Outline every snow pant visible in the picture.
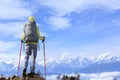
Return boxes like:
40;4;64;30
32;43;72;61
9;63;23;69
23;44;37;73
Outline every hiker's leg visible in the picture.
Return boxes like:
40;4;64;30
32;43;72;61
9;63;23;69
30;44;37;73
22;44;32;76
23;44;31;70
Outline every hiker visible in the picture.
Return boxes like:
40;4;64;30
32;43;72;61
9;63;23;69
21;16;45;77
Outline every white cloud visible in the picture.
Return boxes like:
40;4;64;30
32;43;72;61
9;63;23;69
81;72;120;80
0;40;25;65
0;40;24;59
46;72;120;80
0;0;33;20
94;0;120;10
48;16;71;30
39;0;85;16
47;74;57;80
38;0;120;30
39;0;120;16
0;41;17;53
0;22;24;39
0;52;24;66
112;15;120;26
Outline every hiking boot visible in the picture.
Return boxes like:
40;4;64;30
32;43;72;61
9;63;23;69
27;72;35;77
22;69;26;77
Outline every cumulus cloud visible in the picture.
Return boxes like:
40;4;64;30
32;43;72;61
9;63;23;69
48;16;71;30
38;0;120;30
0;41;18;53
82;72;120;80
0;40;25;65
39;0;85;16
46;72;120;80
0;22;24;39
0;0;32;20
0;52;25;66
94;0;120;10
39;0;120;15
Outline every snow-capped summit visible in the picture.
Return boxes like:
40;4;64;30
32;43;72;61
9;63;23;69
0;53;120;76
93;53;120;63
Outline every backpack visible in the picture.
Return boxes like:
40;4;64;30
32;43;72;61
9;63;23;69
24;21;38;42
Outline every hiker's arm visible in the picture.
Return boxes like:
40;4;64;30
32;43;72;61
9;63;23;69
36;27;44;40
21;32;25;40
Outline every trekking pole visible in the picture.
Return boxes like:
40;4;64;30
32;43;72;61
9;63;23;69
43;41;46;79
18;41;22;76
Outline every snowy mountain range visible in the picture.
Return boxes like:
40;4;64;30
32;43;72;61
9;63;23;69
47;53;120;74
0;53;120;76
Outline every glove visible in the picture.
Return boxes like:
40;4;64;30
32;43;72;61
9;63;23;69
42;36;45;42
21;40;24;43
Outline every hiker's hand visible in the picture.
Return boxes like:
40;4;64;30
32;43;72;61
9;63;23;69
21;40;23;43
42;36;45;42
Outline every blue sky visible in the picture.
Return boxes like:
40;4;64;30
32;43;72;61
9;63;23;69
0;0;120;62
